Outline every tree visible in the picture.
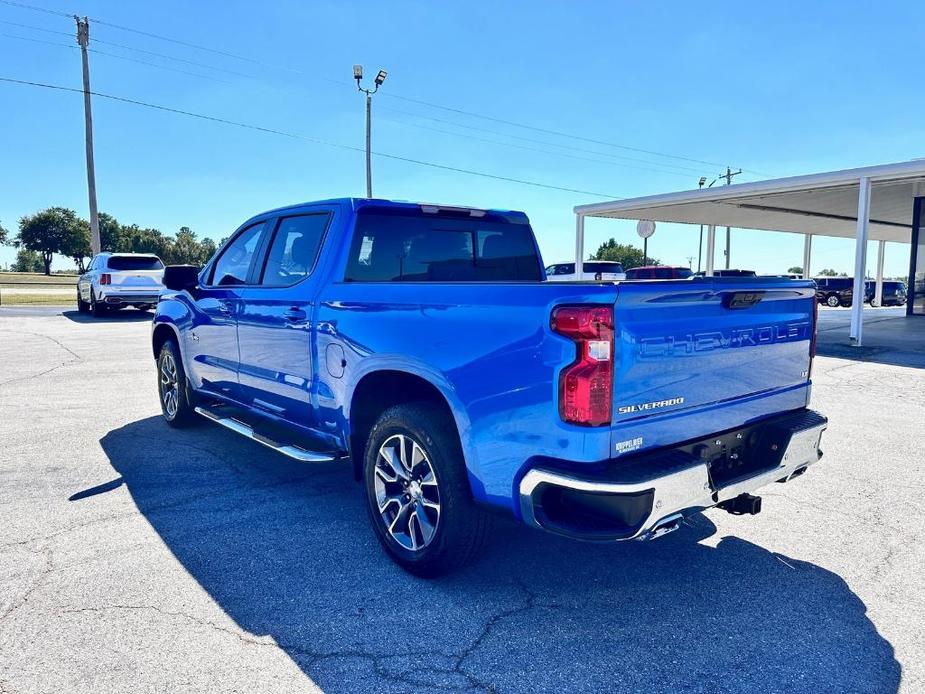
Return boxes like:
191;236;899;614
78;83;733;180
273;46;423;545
11;248;44;273
61;217;92;273
591;238;659;269
788;266;803;275
98;212;125;252
0;220;9;246
16;207;86;275
817;268;838;277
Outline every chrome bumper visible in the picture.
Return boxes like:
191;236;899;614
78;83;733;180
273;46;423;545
519;410;827;542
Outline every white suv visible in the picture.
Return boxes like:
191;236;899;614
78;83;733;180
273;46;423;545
77;252;165;317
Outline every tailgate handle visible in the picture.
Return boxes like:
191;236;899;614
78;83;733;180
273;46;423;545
722;291;765;309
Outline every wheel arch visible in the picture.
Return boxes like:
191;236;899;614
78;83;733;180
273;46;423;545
346;368;479;493
152;321;181;360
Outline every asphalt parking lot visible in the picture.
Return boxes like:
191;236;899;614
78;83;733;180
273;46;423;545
1;306;923;693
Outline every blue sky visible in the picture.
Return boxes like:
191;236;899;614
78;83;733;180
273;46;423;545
1;0;923;276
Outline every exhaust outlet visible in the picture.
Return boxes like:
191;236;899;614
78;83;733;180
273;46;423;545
718;493;762;516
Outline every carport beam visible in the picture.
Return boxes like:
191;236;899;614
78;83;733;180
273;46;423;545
705;225;716;276
874;240;885;306
850;176;871;346
802;234;812;278
575;214;585;277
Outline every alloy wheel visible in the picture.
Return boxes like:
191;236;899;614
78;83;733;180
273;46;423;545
374;433;441;551
159;352;179;419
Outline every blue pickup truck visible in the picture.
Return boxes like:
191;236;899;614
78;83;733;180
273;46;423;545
152;198;827;576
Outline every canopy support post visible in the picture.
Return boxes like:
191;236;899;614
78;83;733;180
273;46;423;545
705;225;716;276
874;240;886;307
802;234;812;279
850;176;872;346
575;214;585;278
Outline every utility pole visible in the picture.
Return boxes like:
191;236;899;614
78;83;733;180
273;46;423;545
720;167;741;268
697;176;716;272
76;15;100;255
353;65;387;198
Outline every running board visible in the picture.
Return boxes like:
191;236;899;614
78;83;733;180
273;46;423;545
194;406;340;463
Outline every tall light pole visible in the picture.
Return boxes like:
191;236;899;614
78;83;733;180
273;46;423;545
354;65;387;198
76;15;100;254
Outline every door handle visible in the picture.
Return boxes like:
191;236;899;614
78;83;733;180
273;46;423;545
283;307;308;322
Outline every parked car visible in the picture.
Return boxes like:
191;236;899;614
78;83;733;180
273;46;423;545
625;265;693;279
814;277;854;307
545;260;626;281
692;269;758;278
78;252;165;316
152;198;827;576
864;280;907;307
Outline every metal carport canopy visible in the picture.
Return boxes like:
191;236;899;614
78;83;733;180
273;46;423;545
571;159;925;346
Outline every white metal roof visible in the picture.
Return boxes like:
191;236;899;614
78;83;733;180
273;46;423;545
574;159;925;243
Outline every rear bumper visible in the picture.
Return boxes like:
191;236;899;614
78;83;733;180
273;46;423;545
101;290;161;304
518;409;827;542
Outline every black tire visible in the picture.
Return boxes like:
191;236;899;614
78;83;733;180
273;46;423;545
156;340;198;428
77;289;90;314
363;402;489;577
825;293;840;308
90;289;107;317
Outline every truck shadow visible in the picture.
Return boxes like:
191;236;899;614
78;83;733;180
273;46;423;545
97;417;900;693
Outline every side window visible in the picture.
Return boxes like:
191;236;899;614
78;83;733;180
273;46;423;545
260;214;330;286
209;223;265;286
654;267;673;279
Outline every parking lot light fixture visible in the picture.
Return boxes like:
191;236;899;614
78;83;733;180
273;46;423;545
354;64;388;198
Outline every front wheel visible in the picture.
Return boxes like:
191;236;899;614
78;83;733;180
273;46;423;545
157;340;197;427
363;402;489;577
77;289;90;314
825;294;840;308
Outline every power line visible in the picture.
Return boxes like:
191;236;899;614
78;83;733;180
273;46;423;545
377;103;710;175
3;20;710;179
377;114;696;179
0;0;754;174
0;0;69;18
0;32;234;82
0;76;622;199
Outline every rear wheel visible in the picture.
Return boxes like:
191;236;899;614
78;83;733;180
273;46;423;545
157;340;197;427
90;289;107;317
363;402;489;577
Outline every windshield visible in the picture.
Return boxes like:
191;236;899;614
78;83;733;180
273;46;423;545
106;256;164;271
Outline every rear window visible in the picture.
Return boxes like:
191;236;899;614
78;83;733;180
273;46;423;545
344;211;542;282
106;255;164;271
585;262;624;274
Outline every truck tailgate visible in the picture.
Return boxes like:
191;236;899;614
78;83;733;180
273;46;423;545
612;278;815;434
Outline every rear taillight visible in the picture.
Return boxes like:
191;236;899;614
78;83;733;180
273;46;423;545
808;298;818;377
100;273;111;285
551;305;614;426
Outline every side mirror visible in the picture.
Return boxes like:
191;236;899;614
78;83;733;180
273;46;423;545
163;265;200;292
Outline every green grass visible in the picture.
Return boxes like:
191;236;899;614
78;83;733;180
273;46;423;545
0;272;77;288
0;294;76;306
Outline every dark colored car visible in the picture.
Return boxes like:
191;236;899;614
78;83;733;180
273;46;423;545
814;277;854;307
864;280;907;306
625;265;693;280
692;269;758;278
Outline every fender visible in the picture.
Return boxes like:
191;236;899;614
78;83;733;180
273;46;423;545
344;355;484;497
